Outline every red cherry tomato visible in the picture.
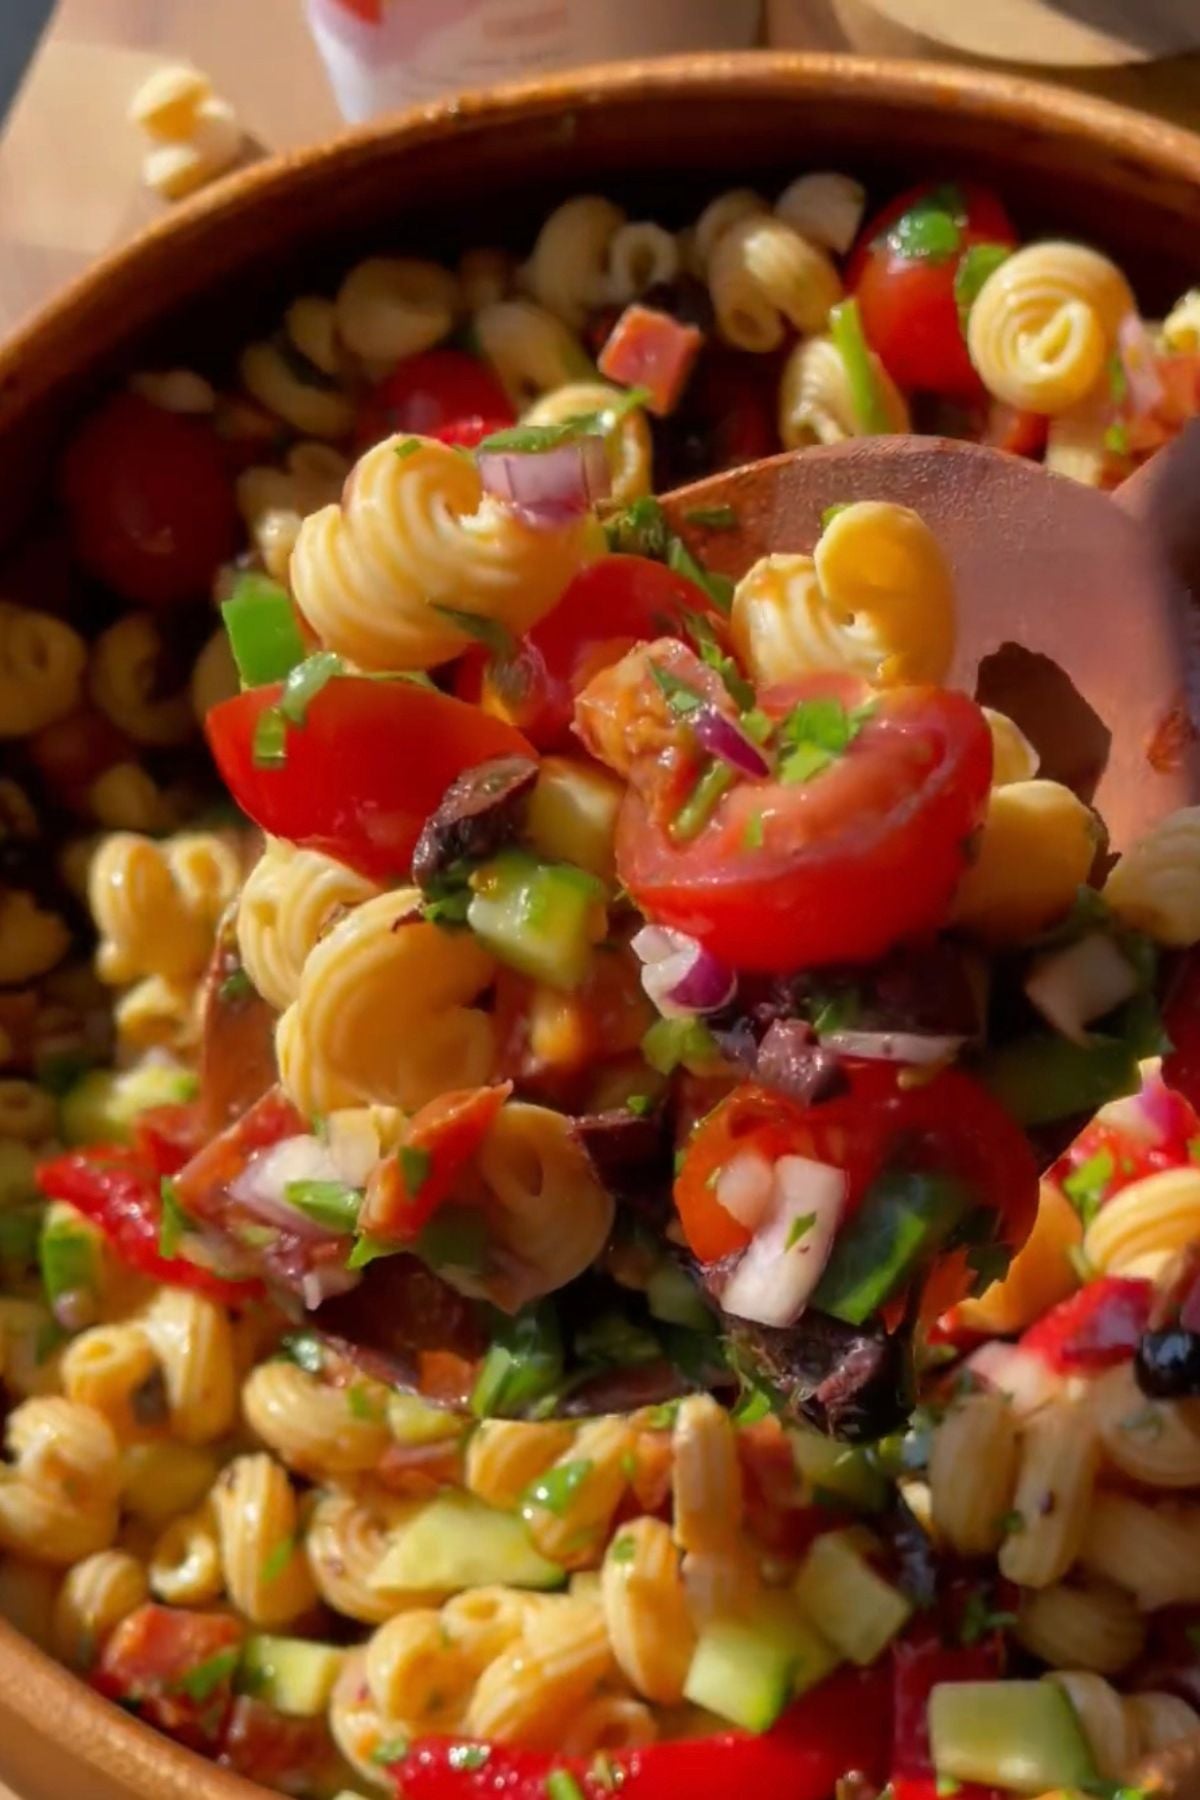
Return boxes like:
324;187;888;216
60;392;238;606
847;182;1018;402
94;1605;243;1753
356;349;515;449
132;1101;208;1177
1021;1275;1153;1372
220;1698;339;1791
616;672;993;974
361;1082;513;1240
206;676;535;881
674;1065;1038;1276
26;706;131;810
455;555;721;749
36;1146;259;1304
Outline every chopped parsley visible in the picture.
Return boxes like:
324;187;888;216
279;650;344;727
997;1508;1025;1537
958;1590;1016;1647
260;1536;295;1584
1062;1148;1114;1227
278;1331;324;1375
953;243;1012;327
624;1094;654;1117
667;533;734;615
777;696;873;785
649;661;704;717
604;494;669;559
283;1178;361;1234
400;1145;432;1197
682;503;738;530
678;607;754;710
1108;350;1129;405
521;1458;594;1519
394;437;423;459
449;1744;491;1772
821;502;850;530
882;183;966;264
371;1736;411;1765
670;760;734;840
610;1534;638;1564
642;1015;719;1076
785;1211;818;1251
158;1178;188;1260
479;389;649;455
430;604;518;661
743;810;765;851
347;1384;384;1422
217;966;254;1006
1104;420;1131;457
174;1647;239;1703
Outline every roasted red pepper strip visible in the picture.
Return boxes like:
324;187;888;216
1021;1274;1153;1372
389;1668;891;1800
361;1082;512;1240
36;1146;258;1305
94;1604;244;1754
892;1624;1004;1800
132;1101;208;1177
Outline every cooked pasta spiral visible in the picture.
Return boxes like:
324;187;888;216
1102;807;1200;947
236;838;379;1012
336;256;460;366
523;196;626;329
1162;288;1200;353
236;441;351;586
211;1453;317;1627
601;1516;694;1704
474;299;591;407
0;1398;121;1565
1084;1167;1200;1278
967;242;1134;414
289;434;597;670
731;500;955;688
778;333;909;448
0;602;86;738
524;381;652;504
1015;1579;1145;1674
708;214;842;352
88;613;195;747
89;830;240;986
276;891;498;1115
307;1488;438;1623
475;1102;616;1308
775;172;866;255
1088;1361;1200;1488
240;306;356;439
605;222;681;305
691;189;768;271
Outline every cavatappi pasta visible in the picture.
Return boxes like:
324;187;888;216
3;162;1200;1800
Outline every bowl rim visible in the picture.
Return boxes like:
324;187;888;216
1;45;1199;1800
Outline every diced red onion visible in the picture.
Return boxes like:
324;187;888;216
720;1154;846;1328
1024;932;1139;1047
1118;312;1165;417
966;1340;1064;1418
477;436;611;528
714;1149;776;1231
1100;1066;1196;1148
823;1029;965;1066
301;1262;361;1310
230;1136;350;1241
692;706;771;778
632;923;735;1017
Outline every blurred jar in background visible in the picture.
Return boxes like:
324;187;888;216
306;0;763;120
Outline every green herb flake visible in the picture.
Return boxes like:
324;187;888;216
740;706;773;744
966;1240;1012;1295
545;1771;587;1800
279;650;344;728
400;1145;432;1197
449;1745;491;1772
882;183;966;265
997;1508;1025;1536
345;1235;394;1271
742;810;765;851
415;1205;489;1276
649;660;705;718
666;535;734;616
522;1458;594;1519
604;495;669;559
283;1178;362;1234
217;966;254;1006
670;760;735;842
430;604;518;662
642;1015;719;1076
279;1331;324;1375
953;243;1012;327
176;1647;239;1703
394;437;423;460
778;696;872;785
1062;1147;1115;1227
1104;420;1131;457
958;1590;1016;1647
1108;351;1129;405
681;503;738;530
610;1535;637;1565
625;1094;654;1117
645;1401;680;1431
260;1536;295;1584
158;1177;188;1260
732;1383;774;1425
371;1736;411;1765
785;1211;818;1251
251;706;288;768
479;391;648;456
936;1779;962;1797
347;1384;384;1423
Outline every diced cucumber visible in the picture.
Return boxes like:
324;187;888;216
0;1141;38;1210
789;1424;887;1513
794;1530;911;1666
38;1203;101;1323
60;1064;198;1147
813;1170;971;1326
369;1492;566;1595
684;1590;839;1732
646;1261;713;1332
467;850;606;991
525;756;623;882
240;1635;344;1717
386;1392;464;1447
928;1680;1096;1795
978;1033;1139;1127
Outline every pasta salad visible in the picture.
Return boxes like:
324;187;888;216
0;169;1198;1800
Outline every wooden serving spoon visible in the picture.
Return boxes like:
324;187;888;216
662;431;1200;850
199;429;1200;1429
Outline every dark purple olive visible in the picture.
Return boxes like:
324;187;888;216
1136;1327;1200;1398
411;754;538;890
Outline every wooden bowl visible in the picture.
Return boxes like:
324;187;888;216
1;51;1200;1800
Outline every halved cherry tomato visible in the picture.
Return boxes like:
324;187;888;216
94;1604;243;1753
847;182;1018;402
36;1145;259;1304
132;1101;208;1177
455;555;720;749
206;676;535;881
674;1064;1038;1274
60;392;238;606
361;1082;512;1240
356;349;514;449
614;672;993;973
1021;1275;1153;1372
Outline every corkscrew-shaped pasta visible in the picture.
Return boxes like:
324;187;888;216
475;1102;616;1308
524;381;652;504
1102;806;1200;946
465;1594;616;1746
236;838;379;1012
52;1550;148;1671
601;1516;694;1704
691;189;768;271
1079;1489;1200;1610
778;333;909;448
1084;1167;1200;1278
307;1488;438;1624
1015;1580;1145;1675
240;297;356;439
242;1359;390;1478
211;1452;316;1627
605;222;681;305
775;172;866;255
731;500;955;688
929;1391;1020;1555
89;830;240;986
474;299;591;407
967;242;1134;414
523;196;626;329
0;1398;121;1565
336;256;460;367
276;890;498;1115
236;441;350;585
1088;1361;1200;1488
465;1421;576;1513
289;434;597;670
0;602;86;738
708;214;843;352
1162;287;1200;353
458;247;518;314
88;613;195;747
951;780;1099;943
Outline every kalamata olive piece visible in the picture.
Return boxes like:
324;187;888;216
411;754;538;890
1136;1327;1200;1398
